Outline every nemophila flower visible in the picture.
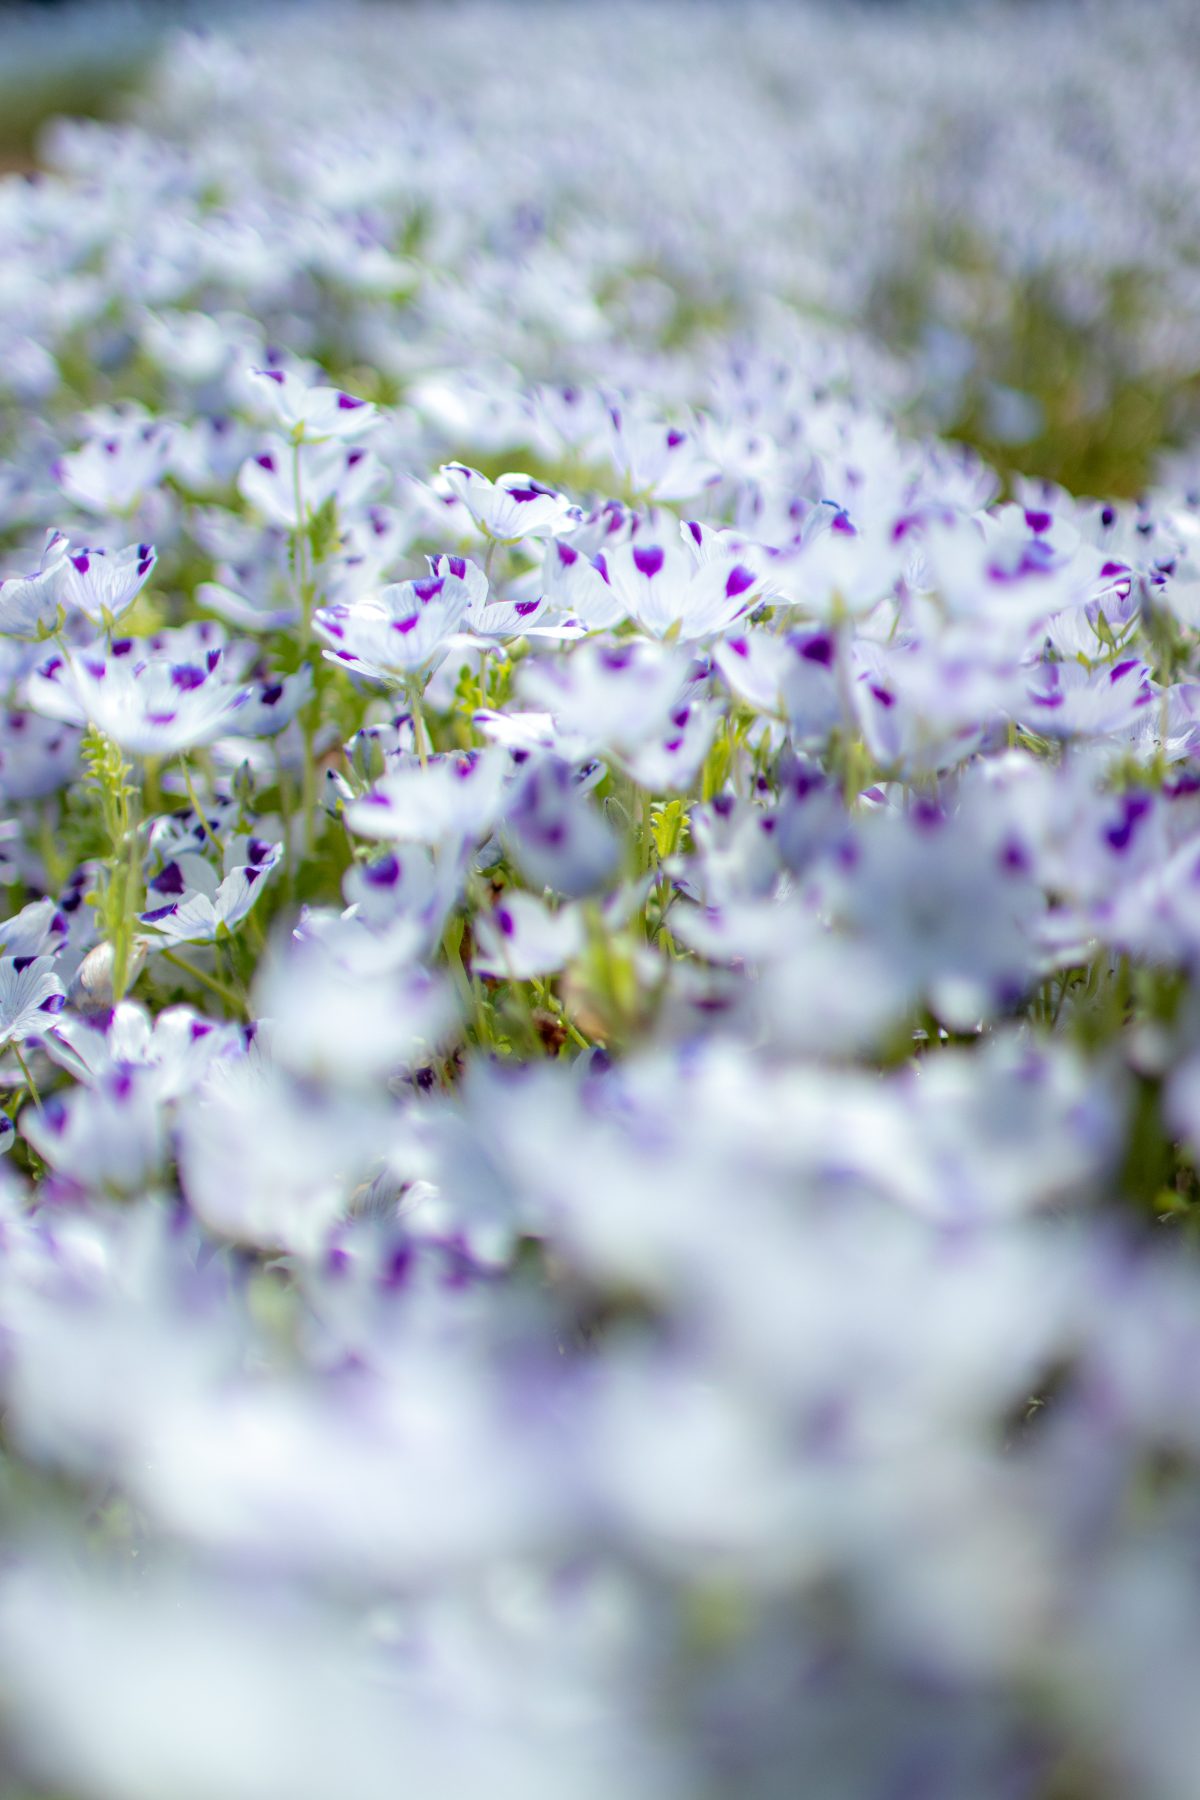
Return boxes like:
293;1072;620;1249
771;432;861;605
851;640;1001;777
329;503;424;602
194;529;299;634
139;837;283;945
673;791;786;909
601;404;720;501
838;810;1040;1028
1021;657;1154;742
169;415;258;498
225;666;313;738
139;307;233;384
541;537;627;631
1126;681;1200;767
439;464;576;543
55;414;173;515
621;697;719;793
885;1034;1124;1222
426;552;547;642
146;789;243;864
237;437;384;529
750;919;914;1058
177;1048;384;1252
1044;579;1140;661
341;844;453;943
592;532;763;642
28;637;250;757
0;955;65;1047
0;530;69;638
921;510;1119;647
303;870;455;978
0;899;69;961
517;638;695;760
21;1067;166;1196
45;1002;245;1102
255;931;457;1084
715;627;841;737
473;891;585;980
60;541;156;628
345;750;507;850
503;756;621;898
769;509;905;621
314;572;473;684
247;367;378;441
1079;831;1200;969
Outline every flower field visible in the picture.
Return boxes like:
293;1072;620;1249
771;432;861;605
4;5;1200;1796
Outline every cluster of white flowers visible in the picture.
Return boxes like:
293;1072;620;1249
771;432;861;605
2;7;1200;1800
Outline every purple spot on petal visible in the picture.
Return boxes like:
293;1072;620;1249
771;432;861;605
364;854;400;888
633;546;665;580
150;862;186;896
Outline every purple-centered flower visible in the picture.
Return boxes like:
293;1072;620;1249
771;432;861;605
597;530;763;641
55;414;173;515
314;573;473;684
139;839;283;945
27;639;250;757
344;751;507;850
247;368;378;442
473;892;584;980
0;530;70;639
21;1066;166;1196
0;955;66;1048
237;436;384;528
60;541;157;628
440;464;575;542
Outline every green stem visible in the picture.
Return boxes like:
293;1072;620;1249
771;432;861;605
291;438;322;859
158;946;249;1017
442;916;487;1044
275;739;298;900
178;760;222;856
13;1043;41;1112
301;714;320;857
407;679;432;767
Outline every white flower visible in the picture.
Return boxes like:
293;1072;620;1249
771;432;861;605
55;416;172;515
21;1067;166;1195
60;542;157;628
345;751;507;850
594;533;762;641
440;464;575;542
247;367;378;442
473;892;584;980
0;955;65;1047
237;437;384;528
314;573;473;684
0;531;70;639
139;840;283;945
28;640;249;757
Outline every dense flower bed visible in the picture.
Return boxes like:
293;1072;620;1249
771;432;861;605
3;8;1200;1798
